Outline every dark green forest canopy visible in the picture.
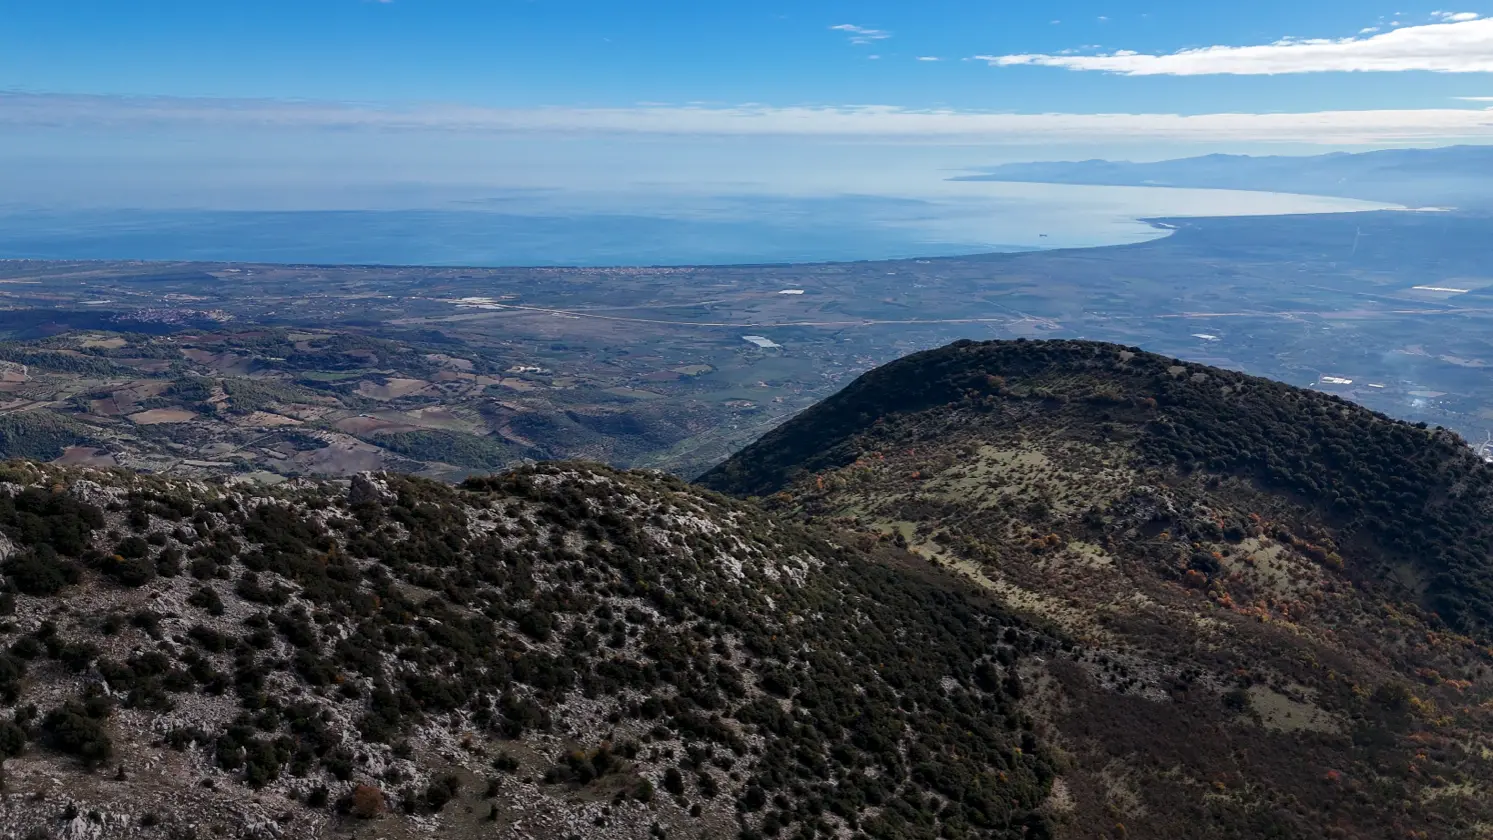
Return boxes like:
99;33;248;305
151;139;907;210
0;413;95;462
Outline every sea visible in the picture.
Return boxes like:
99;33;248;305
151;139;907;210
0;183;1394;267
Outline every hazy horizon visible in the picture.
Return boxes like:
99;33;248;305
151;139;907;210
0;182;1395;267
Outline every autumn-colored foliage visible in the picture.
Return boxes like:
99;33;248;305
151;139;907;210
350;784;386;819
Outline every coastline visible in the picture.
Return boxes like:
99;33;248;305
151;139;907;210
0;183;1400;269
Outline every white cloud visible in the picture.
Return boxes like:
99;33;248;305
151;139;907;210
1433;11;1481;21
3;92;1492;145
916;56;941;61
979;17;1493;74
1456;95;1493;100
830;24;890;45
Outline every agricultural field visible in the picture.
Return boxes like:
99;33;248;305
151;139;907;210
0;209;1491;480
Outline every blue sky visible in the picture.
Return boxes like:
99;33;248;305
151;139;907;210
1;1;1491;209
3;1;1491;110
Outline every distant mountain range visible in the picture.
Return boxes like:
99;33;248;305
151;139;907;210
955;144;1493;209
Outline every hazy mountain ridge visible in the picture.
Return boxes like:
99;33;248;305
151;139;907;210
703;338;1493;838
955;145;1493;208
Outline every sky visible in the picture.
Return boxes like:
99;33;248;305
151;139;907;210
2;0;1492;210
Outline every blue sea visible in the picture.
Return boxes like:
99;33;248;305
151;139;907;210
0;184;1393;267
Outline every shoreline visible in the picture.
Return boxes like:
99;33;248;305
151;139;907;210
0;187;1406;271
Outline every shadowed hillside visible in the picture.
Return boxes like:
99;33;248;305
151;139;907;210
703;338;1493;839
702;338;1493;637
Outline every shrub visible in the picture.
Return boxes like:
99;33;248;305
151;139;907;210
1222;688;1251;712
130;610;163;639
102;554;156;587
424;773;462;812
115;536;151;559
0;488;104;556
164;727;209;751
7;636;40;661
4;547;80;596
42;700;113;769
1372;682;1414;713
0;720;27;760
50;639;99;672
187;625;230;653
243;738;286;788
187;587;225;616
345;783;387;819
0;654;25;703
156;546;182;577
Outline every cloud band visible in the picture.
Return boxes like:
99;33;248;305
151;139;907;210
980;17;1493;75
3;92;1492;145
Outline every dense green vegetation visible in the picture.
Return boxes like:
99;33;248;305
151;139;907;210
0;345;120;376
372;430;523;470
0;413;94;461
221;377;328;415
216;331;442;376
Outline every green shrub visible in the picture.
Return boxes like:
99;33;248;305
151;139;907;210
4;547;80;596
43;698;113;769
187;586;225;616
102;554;156;587
0;488;104;556
0;719;26;759
115;536;150;559
424;773;462;812
374;430;517;470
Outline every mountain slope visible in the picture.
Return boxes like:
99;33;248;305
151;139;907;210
702;338;1493;839
951;145;1493;208
0;460;1056;839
